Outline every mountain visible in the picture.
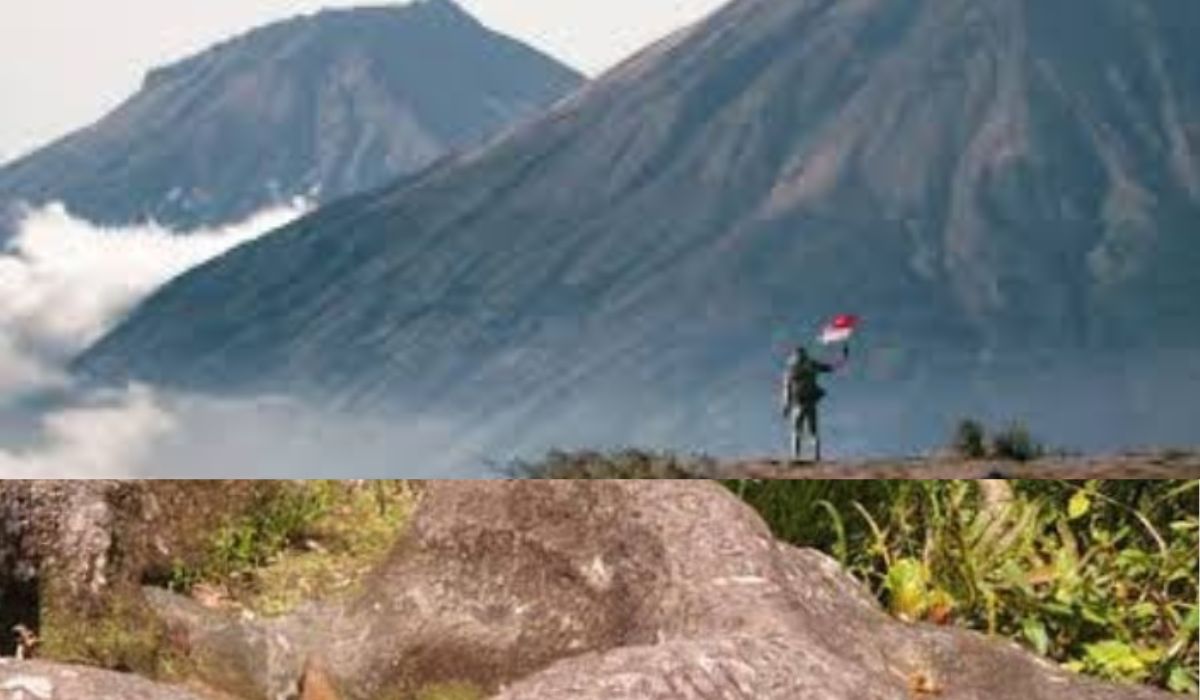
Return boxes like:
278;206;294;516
79;0;1200;459
0;0;582;231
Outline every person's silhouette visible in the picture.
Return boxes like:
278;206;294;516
781;344;848;461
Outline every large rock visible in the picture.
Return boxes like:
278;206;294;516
0;660;210;700
2;482;122;655
0;482;280;663
152;481;1172;700
142;590;311;700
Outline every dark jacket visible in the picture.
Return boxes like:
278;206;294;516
783;354;834;408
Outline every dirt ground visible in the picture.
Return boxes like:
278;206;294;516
716;451;1200;480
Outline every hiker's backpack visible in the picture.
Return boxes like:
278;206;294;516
788;357;825;404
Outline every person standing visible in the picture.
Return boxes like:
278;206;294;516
781;344;849;462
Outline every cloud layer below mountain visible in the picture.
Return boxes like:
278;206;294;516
0;386;172;477
0;201;308;395
0;201;308;475
0;386;486;479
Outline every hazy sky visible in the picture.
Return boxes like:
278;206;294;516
0;0;727;163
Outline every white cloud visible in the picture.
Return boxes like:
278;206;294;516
0;196;489;479
0;385;486;479
0;200;309;396
139;393;485;478
0;335;68;396
0;201;312;477
0;385;172;478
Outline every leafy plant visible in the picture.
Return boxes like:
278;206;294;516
952;419;988;459
990;423;1045;462
730;479;1199;693
885;558;931;621
948;419;1049;461
165;481;417;616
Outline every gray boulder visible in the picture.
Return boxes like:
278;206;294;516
152;481;1172;700
0;660;210;700
0;481;282;664
1;481;120;653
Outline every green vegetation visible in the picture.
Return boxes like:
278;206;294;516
729;480;1199;693
38;593;170;675
414;682;487;700
952;419;988;459
951;418;1047;461
32;483;283;676
25;470;1193;697
990;424;1046;462
515;450;1196;692
165;481;418;616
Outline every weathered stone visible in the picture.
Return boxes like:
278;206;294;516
0;659;208;700
495;628;1173;700
152;481;1173;700
0;481;281;663
143;588;314;700
1;482;117;655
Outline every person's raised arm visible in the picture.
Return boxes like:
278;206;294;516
823;344;850;372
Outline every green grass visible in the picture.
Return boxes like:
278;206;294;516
165;481;418;616
728;479;1199;693
950;418;1047;461
414;682;487;700
504;448;1198;693
38;593;170;675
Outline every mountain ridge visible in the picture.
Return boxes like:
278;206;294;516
0;0;583;231
78;0;1200;459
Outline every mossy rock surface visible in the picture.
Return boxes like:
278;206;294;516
0;482;284;663
0;481;415;681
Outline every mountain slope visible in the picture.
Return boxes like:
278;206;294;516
79;0;1200;457
0;0;582;230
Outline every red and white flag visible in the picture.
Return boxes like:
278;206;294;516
819;314;859;345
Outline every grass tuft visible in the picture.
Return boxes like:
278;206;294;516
164;481;418;616
730;479;1199;694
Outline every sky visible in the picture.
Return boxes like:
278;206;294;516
0;0;728;163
